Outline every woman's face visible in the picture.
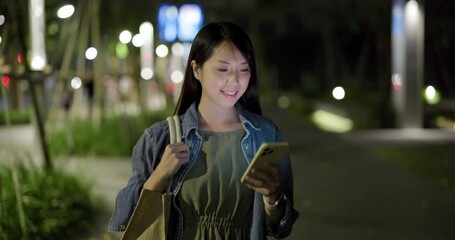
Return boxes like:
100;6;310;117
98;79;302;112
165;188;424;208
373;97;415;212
192;41;251;110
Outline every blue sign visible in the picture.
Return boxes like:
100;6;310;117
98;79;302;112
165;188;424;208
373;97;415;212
158;3;203;43
158;4;178;43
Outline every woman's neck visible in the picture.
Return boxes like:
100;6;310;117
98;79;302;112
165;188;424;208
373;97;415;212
197;103;242;132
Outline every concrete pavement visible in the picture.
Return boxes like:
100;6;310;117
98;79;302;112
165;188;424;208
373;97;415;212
263;104;455;240
1;104;455;240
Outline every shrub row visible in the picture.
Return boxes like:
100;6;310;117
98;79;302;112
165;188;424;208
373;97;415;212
0;162;96;239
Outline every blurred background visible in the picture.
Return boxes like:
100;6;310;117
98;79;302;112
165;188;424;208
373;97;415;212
0;0;454;239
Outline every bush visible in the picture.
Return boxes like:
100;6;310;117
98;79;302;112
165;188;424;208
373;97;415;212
49;109;172;156
0;109;32;125
0;162;96;240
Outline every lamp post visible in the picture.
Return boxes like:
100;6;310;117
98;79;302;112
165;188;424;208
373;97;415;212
391;0;425;128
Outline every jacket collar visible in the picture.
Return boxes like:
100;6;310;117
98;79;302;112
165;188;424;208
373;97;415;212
181;102;261;139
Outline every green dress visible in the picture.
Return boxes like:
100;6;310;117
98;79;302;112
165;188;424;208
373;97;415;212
178;129;254;240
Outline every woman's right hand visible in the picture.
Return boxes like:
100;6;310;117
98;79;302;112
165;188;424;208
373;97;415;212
143;142;190;191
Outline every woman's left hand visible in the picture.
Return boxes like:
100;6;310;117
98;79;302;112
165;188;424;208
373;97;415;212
244;163;282;203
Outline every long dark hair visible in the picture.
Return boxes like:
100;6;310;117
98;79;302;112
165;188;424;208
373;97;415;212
174;22;262;116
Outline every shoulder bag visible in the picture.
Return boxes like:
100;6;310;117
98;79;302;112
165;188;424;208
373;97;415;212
121;115;181;240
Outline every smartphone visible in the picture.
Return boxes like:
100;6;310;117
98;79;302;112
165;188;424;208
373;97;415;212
241;142;290;183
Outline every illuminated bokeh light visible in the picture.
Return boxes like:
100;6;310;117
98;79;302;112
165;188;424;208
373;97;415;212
0;15;5;26
311;109;353;133
132;34;144;47
171;42;184;56
85;47;98;60
2;75;11;89
71;77;82;89
392;73;402;90
119;30;132;44
277;95;290;108
57;4;75;19
424;85;441;105
141;68;154;80
116;43;129;59
156;44;169;58
332;86;345;100
31;56;46;70
171;70;184;83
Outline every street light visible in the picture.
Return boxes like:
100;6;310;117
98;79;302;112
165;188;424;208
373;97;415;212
57;4;75;19
132;33;144;47
119;30;132;44
156;44;169;58
85;47;98;60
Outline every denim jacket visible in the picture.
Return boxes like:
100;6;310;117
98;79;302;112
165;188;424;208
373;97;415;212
108;102;299;239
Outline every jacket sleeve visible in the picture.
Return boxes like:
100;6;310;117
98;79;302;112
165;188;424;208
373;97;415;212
264;126;300;238
108;123;168;232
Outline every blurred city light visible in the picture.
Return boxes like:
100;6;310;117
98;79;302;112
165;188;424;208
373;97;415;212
332;86;345;100
57;4;75;19
156;44;169;58
2;75;11;89
277;95;291;109
157;3;203;43
171;42;184;56
70;77;82;89
132;34;144;47
424;85;441;105
139;22;154;80
115;43;129;59
17;54;23;64
311;109;353;133
171;70;184;83
158;4;178;43
141;68;154;80
178;4;203;42
119;30;132;44
47;22;59;35
0;15;5;26
0;36;2;45
391;73;402;90
85;47;98;60
29;0;47;71
405;0;419;23
31;57;46;70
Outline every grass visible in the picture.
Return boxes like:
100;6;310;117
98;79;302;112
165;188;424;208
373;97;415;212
374;143;455;200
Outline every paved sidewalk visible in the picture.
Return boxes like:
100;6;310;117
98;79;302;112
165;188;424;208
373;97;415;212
263;104;455;240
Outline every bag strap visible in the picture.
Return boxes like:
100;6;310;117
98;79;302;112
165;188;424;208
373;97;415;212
166;116;181;144
165;115;181;193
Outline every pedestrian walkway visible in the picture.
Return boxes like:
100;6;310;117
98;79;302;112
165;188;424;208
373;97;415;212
1;103;455;240
263;104;455;240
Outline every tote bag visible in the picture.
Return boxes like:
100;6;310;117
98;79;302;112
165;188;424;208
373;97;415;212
122;116;181;240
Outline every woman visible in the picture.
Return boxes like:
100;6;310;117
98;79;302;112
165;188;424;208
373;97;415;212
109;21;299;239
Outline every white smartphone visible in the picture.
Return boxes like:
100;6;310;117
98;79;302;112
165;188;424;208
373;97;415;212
241;142;290;183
